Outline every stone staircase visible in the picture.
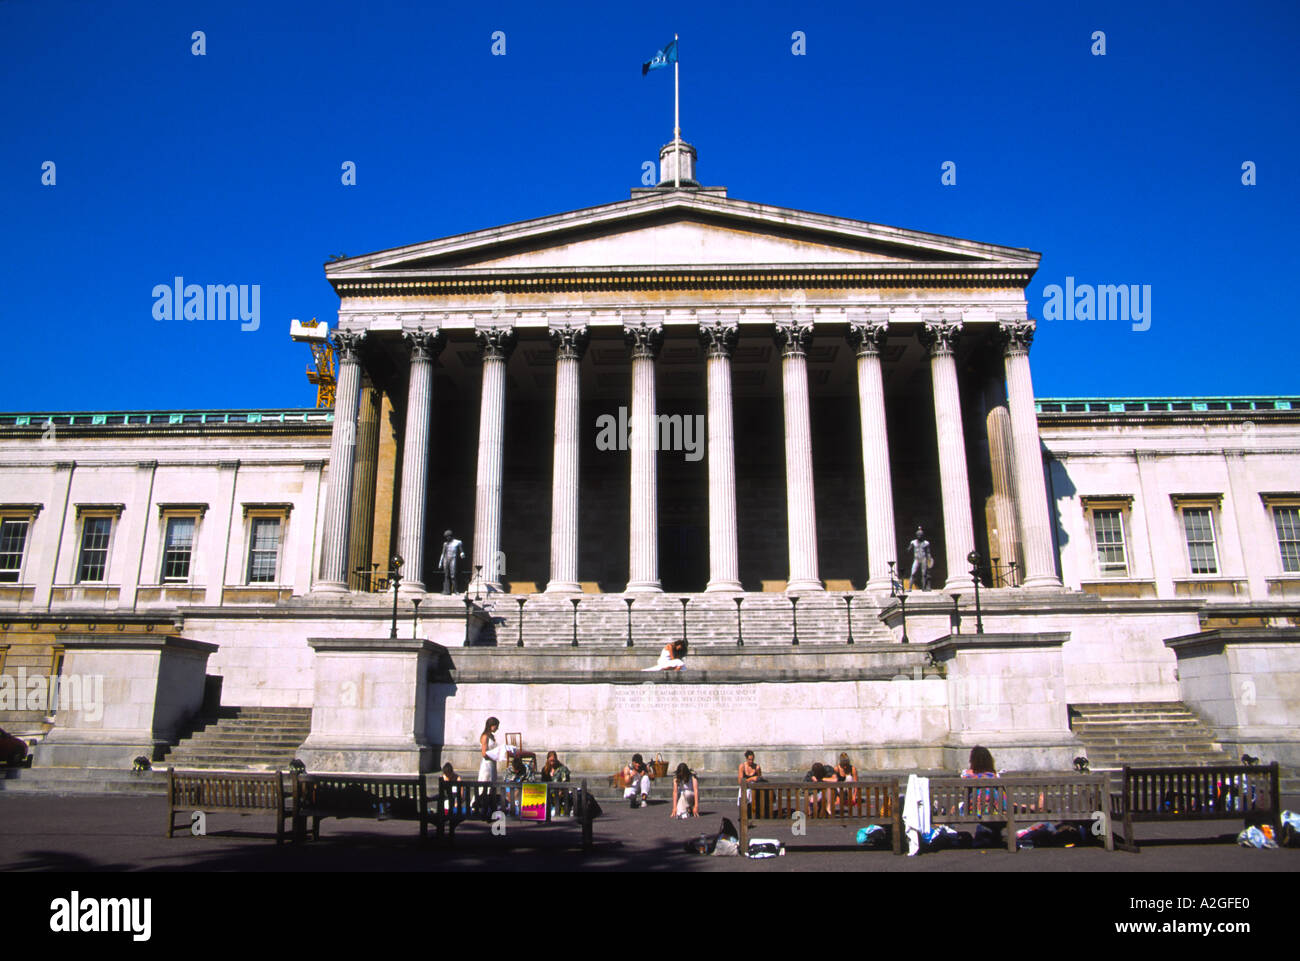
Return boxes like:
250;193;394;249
1069;702;1231;771
158;707;312;771
475;591;893;648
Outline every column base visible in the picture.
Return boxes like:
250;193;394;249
625;580;663;593
944;574;976;592
468;578;502;595
398;582;427;597
545;581;582;593
313;581;348;595
1021;574;1065;590
786;578;825;592
865;575;896;594
705;579;743;593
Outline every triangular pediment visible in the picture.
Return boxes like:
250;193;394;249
327;192;1038;282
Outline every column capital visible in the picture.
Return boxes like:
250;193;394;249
402;327;446;361
997;320;1035;356
773;319;814;358
919;322;961;358
475;324;517;361
623;319;664;360
549;323;589;361
698;319;738;358
846;320;888;357
332;330;366;363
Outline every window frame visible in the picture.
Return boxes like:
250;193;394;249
1261;494;1300;575
155;503;208;585
74;509;121;585
1081;495;1134;580
1170;494;1223;578
0;506;39;585
241;503;293;586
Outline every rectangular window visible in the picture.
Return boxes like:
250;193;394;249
1093;509;1128;576
247;517;281;583
1275;506;1300;573
1182;507;1219;575
162;516;196;582
77;516;113;583
0;518;30;583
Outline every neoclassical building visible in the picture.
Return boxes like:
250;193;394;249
2;145;1297;776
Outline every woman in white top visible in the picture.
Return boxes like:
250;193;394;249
478;716;502;782
642;639;688;672
671;763;699;819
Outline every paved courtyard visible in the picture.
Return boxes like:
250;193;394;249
1;792;1296;873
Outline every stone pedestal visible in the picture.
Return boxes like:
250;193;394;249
297;636;439;773
1167;628;1300;765
927;632;1076;771
34;634;216;768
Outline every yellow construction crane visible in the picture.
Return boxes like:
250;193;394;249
290;318;336;408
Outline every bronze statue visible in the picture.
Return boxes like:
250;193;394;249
908;527;933;591
438;529;465;595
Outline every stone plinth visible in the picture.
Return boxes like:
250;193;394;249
1166;627;1300;765
298;636;440;773
34;634;216;768
926;632;1076;771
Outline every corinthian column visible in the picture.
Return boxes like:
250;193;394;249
775;317;823;592
921;322;976;592
847;317;898;593
624;319;663;592
471;325;516;593
546;323;588;593
396;327;444;595
1000;321;1063;589
700;317;742;592
317;331;366;592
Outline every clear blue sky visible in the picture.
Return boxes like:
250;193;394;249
1;0;1296;411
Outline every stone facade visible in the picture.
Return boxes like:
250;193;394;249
2;176;1298;773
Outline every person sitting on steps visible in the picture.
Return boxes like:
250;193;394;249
623;753;653;808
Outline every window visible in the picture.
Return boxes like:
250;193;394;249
1273;505;1300;573
0;518;30;583
1093;509;1128;576
162;516;196;582
77;516;113;583
1181;507;1219;575
247;517;281;583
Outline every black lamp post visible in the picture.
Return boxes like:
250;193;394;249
515;596;526;647
474;565;483;602
888;560;901;597
967;551;985;635
624;597;634;647
898;593;909;644
388;553;404;639
463;596;473;645
734;596;744;647
844;595;855;645
570;597;580;647
790;595;800;646
412;598;421;640
679;597;689;647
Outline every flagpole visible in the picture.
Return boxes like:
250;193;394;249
674;32;680;188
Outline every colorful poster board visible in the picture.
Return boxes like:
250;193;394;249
520;782;548;821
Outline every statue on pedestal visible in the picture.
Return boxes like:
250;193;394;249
908;527;933;591
438;530;465;595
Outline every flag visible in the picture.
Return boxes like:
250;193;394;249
642;39;677;75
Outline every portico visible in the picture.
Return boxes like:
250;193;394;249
313;185;1063;603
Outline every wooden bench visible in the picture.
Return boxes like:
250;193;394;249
737;779;903;855
292;773;429;842
928;775;1113;852
1112;763;1281;852
434;778;594;851
165;768;291;843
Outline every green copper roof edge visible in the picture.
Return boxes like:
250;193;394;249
0;408;333;418
1037;396;1299;403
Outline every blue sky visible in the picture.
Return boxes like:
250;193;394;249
1;0;1296;411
